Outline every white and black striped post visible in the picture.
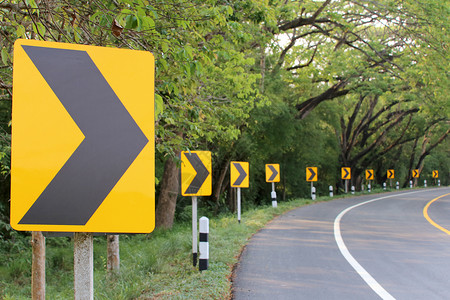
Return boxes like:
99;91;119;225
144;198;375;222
438;179;441;187
396;181;399;190
192;196;198;267
424;180;427;187
329;185;333;197
368;182;371;193
271;182;277;208
311;183;316;201
383;182;386;190
351;185;355;195
409;180;413;189
199;217;209;272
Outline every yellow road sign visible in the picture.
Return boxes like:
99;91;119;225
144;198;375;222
231;162;249;188
387;169;395;179
341;167;351;180
412;169;420;178
181;151;212;196
366;169;374;180
306;167;318;182
11;39;155;233
432;170;439;178
265;164;280;182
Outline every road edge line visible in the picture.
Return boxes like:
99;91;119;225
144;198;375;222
334;191;424;300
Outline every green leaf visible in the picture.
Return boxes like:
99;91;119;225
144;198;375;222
1;48;10;65
155;94;164;118
16;25;25;38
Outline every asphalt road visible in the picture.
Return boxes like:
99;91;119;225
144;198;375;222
232;188;450;300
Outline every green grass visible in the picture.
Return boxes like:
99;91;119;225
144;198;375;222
0;189;415;299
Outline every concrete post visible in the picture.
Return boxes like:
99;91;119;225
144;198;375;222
74;232;94;300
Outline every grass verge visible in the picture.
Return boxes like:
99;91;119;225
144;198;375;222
0;190;395;299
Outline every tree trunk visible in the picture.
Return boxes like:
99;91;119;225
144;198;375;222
212;157;231;215
31;231;45;300
107;235;120;274
155;152;180;229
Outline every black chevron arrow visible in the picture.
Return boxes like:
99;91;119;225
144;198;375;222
367;170;373;179
343;168;350;179
184;153;210;194
233;163;247;186
388;170;394;178
18;46;148;225
413;170;418;178
308;168;316;181
433;171;438;178
268;165;278;181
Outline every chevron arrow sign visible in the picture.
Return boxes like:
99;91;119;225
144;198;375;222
11;39;155;233
265;164;280;182
387;169;395;179
432;170;439;178
181;151;212;196
341;167;351;180
231;162;249;188
306;167;318;182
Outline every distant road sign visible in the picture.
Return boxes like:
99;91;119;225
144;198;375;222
231;162;249;188
432;170;439;178
306;167;318;182
11;39;155;233
366;170;374;180
412;169;420;178
265;164;280;182
341;167;351;180
181;151;212;196
387;169;395;179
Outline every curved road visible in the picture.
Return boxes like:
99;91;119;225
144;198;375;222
232;188;450;300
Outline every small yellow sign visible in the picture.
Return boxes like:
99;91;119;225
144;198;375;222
11;39;155;233
432;170;439;178
412;169;420;178
366;170;374;180
230;162;249;188
341;167;351;180
387;169;395;179
265;164;280;182
181;151;212;196
306;167;318;182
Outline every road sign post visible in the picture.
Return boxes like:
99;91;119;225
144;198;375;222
237;187;242;224
341;167;351;193
181;151;212;266
387;169;394;188
12;40;155;300
74;232;93;300
192;196;198;266
265;164;280;207
365;169;374;193
307;167;318;200
231;162;249;223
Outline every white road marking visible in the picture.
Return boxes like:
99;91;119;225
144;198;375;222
334;191;423;300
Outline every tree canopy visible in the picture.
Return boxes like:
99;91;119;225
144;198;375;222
0;0;448;230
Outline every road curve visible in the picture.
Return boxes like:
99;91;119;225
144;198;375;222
232;188;450;300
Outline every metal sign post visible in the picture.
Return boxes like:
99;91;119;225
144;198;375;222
237;187;241;224
192;196;198;266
